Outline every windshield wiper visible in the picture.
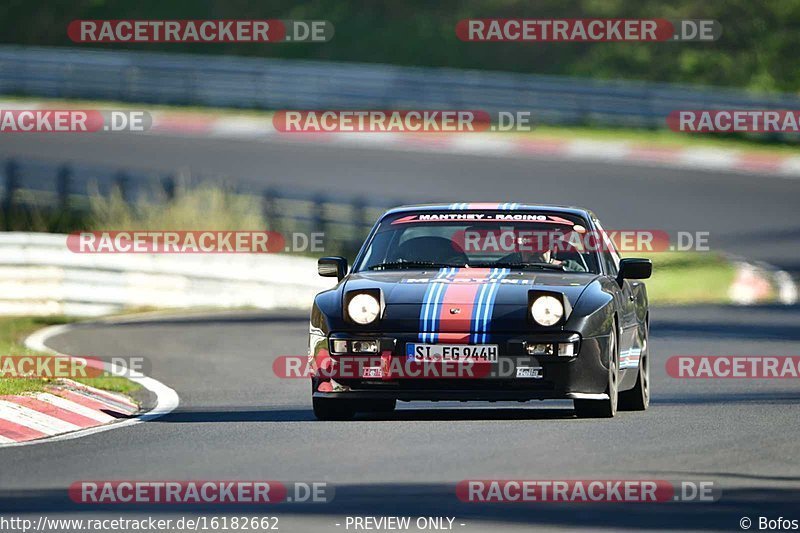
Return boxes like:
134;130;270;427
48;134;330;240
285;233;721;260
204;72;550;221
473;262;565;271
368;260;462;271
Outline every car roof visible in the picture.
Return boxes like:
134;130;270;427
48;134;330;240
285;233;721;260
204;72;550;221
383;203;595;219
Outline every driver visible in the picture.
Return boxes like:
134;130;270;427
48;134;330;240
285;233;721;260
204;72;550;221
510;233;586;272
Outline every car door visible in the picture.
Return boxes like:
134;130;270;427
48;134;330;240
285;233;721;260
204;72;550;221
595;221;638;374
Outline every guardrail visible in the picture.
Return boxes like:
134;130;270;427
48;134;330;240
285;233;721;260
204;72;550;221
2;45;800;130
0;232;335;316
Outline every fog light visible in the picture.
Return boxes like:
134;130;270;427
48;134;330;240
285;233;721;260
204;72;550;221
331;340;349;354
557;342;577;357
351;340;379;353
526;343;554;356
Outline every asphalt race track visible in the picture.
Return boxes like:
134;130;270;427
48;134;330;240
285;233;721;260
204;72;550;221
1;133;799;531
1;307;799;531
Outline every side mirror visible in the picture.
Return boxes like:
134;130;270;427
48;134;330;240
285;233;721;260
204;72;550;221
318;256;347;281
617;258;652;284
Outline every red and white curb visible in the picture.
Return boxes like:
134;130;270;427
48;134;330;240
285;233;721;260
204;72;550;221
0;323;179;447
146;112;800;179
728;261;798;305
0;379;137;443
2;100;798;179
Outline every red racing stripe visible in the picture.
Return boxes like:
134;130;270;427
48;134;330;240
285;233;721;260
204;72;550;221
436;333;471;343
436;268;493;344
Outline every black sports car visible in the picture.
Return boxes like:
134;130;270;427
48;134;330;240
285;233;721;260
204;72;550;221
309;203;652;419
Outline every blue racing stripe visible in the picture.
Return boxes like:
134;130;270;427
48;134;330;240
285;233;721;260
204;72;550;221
476;270;495;343
470;268;497;344
419;267;454;342
428;268;455;343
419;268;446;342
478;268;509;343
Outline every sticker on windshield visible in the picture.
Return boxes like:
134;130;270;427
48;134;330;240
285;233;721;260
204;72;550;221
392;213;575;225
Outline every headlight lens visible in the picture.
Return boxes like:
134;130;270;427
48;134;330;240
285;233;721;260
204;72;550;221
530;295;564;326
347;293;381;324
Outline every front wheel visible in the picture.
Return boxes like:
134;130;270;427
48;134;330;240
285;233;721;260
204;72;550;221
574;327;619;418
619;337;650;411
312;397;356;421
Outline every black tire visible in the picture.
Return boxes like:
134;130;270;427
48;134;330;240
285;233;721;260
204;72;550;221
312;397;356;421
357;399;397;413
574;326;618;418
619;331;650;411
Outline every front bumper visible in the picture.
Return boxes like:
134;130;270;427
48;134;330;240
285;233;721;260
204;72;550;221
312;390;610;401
310;331;611;401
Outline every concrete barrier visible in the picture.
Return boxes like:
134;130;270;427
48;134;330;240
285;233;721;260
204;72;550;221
0;232;335;316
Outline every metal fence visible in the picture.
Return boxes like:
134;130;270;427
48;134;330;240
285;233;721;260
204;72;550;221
2;45;800;129
0;156;396;257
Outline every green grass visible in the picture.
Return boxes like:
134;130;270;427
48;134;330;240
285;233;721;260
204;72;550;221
639;251;738;305
0;316;69;395
76;376;142;395
0;317;142;398
0;316;70;355
0;379;49;395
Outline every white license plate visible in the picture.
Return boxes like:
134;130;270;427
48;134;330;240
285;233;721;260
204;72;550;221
406;343;498;363
516;366;543;379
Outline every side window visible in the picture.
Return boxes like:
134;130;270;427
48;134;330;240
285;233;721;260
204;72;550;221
594;219;620;276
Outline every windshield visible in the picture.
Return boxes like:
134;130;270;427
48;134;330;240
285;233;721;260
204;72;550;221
355;211;601;274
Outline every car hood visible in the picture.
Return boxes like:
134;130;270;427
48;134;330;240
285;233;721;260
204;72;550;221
344;269;597;307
